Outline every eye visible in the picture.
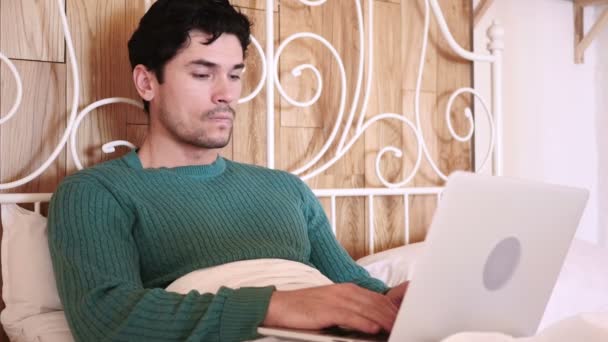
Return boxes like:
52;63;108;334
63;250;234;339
229;74;241;81
192;74;210;79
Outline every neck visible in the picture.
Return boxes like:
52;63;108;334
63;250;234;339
137;131;220;169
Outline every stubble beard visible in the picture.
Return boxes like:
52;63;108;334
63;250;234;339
160;106;235;149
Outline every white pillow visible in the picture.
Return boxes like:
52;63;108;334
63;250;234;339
0;204;63;340
356;242;425;287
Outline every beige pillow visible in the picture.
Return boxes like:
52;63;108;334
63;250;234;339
20;311;74;342
167;258;333;295
0;204;63;340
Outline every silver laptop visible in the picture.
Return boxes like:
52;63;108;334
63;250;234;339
258;171;589;342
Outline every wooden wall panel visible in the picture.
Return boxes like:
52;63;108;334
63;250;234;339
336;199;368;259
279;0;369;258
409;194;437;242
125;124;148;151
405;91;441;241
0;0;64;62
333;176;367;260
125;0;151;125
278;0;365;173
436;0;473;175
365;1;406;252
231;7;278;165
66;0;143;172
365;0;404;188
401;0;438;92
0;60;66;193
278;0;325;129
0;0;473;258
230;0;278;12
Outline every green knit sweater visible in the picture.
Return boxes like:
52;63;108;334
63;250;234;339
48;150;388;342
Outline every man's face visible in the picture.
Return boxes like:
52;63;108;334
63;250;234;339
151;31;244;149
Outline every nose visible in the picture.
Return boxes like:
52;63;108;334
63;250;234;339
211;76;238;105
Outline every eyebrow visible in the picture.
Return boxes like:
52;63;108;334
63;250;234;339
186;59;245;71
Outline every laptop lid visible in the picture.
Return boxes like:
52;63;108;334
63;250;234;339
390;172;589;341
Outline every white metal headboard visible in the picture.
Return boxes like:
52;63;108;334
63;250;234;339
0;0;504;253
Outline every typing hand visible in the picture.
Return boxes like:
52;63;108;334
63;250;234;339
262;283;398;334
385;281;409;307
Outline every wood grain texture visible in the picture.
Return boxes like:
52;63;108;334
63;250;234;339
364;1;406;251
278;2;367;253
405;91;441;241
279;0;334;129
574;0;608;6
401;0;438;92
333;176;367;260
409;194;437;242
311;175;366;259
66;0;144;172
0;60;66;194
0;0;64;62
131;0;279;13
435;0;473;176
125;124;148;150
365;0;404;188
232;7;278;166
230;0;278;12
125;0;151;125
405;91;441;186
278;0;365;179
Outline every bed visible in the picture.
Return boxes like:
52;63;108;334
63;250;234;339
0;0;606;341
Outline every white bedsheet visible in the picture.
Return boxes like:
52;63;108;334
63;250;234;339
537;239;608;329
442;313;608;342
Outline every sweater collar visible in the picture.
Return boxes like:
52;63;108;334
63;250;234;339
123;149;226;179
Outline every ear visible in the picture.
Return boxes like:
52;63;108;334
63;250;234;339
133;65;156;102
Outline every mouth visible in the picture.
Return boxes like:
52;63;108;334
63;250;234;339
209;116;232;120
208;111;233;118
207;114;233;125
206;106;235;126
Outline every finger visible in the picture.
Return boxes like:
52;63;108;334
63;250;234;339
358;295;397;331
335;286;398;331
330;308;383;334
337;283;399;314
388;282;409;306
396;281;409;297
341;286;397;326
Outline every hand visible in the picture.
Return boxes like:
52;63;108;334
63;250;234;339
385;281;409;307
262;283;399;334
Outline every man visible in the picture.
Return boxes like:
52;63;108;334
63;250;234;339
48;1;407;341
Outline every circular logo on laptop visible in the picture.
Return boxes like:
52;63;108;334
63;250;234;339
482;237;521;291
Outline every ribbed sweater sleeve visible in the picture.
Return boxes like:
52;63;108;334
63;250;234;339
48;178;274;342
295;178;390;294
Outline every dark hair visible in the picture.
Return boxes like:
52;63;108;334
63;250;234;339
128;0;252;112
